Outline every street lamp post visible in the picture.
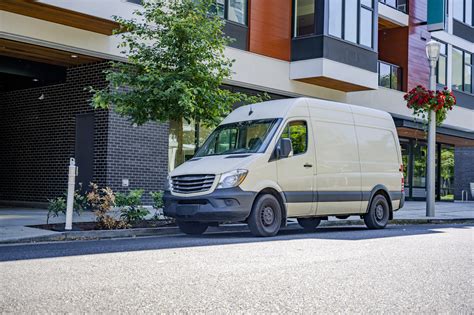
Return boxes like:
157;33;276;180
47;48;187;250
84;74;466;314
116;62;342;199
425;40;441;217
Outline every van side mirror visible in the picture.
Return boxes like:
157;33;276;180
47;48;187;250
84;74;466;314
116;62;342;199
277;138;293;159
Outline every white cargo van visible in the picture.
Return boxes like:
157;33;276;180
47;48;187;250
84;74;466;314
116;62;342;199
164;98;405;237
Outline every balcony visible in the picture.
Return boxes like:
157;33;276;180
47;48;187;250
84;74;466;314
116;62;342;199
378;0;409;30
379;0;407;13
378;60;403;91
290;55;379;92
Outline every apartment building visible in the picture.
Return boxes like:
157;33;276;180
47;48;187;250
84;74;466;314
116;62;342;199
0;0;472;206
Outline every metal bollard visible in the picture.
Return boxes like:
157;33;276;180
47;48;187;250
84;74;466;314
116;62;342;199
65;158;77;231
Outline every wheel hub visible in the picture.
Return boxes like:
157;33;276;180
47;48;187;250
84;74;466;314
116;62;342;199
261;206;275;226
375;204;384;220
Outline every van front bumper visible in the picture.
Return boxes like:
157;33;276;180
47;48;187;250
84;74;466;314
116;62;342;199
163;188;256;223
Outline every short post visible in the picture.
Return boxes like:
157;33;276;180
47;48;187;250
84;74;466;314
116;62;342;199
65;158;77;231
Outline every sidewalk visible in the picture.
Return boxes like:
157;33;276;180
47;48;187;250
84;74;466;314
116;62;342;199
0;201;472;244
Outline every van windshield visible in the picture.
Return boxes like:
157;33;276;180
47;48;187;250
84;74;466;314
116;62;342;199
195;119;278;157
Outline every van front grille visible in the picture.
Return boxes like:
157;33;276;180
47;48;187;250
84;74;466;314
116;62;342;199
171;174;215;194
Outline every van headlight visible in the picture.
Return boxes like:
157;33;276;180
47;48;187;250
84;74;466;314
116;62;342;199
217;170;248;189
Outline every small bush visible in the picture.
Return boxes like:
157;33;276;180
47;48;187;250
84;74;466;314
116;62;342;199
150;191;173;221
150;191;164;209
46;197;66;224
46;191;84;224
87;183;127;229
116;189;149;224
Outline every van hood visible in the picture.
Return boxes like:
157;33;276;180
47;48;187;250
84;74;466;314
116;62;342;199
170;154;258;177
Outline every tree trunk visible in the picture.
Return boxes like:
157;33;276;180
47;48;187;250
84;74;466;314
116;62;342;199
176;118;185;166
194;120;200;152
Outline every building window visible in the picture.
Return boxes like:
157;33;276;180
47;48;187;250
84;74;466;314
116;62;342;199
435;40;448;86
328;0;375;48
453;0;473;26
452;47;473;94
399;138;454;201
294;0;316;37
214;0;225;18
378;0;408;13
328;0;343;37
440;145;455;201
228;0;247;24
212;0;248;25
344;0;358;43
360;4;373;47
378;61;402;90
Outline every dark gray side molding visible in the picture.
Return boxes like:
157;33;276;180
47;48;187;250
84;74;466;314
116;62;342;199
282;189;402;204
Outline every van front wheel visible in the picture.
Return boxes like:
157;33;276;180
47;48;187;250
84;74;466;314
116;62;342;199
177;221;208;235
364;194;390;229
248;194;282;237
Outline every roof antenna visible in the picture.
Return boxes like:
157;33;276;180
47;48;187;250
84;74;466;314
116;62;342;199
248;105;254;116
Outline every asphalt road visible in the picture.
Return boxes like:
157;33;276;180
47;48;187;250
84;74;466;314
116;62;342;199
1;224;473;313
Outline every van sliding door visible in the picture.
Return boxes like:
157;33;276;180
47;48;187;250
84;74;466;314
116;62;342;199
312;119;362;215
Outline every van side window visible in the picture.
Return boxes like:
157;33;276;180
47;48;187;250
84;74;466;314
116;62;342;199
280;121;307;155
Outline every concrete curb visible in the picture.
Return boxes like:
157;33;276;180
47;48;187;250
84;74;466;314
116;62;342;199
1;219;473;245
321;218;474;226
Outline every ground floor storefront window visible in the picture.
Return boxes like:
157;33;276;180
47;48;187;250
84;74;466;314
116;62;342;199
400;138;454;201
168;120;213;171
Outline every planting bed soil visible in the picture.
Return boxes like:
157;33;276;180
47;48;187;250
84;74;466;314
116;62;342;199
29;220;176;232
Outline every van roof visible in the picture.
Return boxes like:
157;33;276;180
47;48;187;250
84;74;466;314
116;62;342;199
221;97;393;124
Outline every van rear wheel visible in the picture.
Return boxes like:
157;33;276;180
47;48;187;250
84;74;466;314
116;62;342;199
364;194;390;229
297;218;321;232
248;194;282;237
177;221;208;235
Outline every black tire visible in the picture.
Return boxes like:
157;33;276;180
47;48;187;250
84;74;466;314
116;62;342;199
336;215;350;220
248;194;282;237
364;194;390;229
297;218;321;232
177;221;208;235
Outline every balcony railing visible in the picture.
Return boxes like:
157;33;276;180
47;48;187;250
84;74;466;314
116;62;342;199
378;61;403;91
379;0;408;13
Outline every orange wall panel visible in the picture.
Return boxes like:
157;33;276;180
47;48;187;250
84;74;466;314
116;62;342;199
378;27;409;91
407;0;430;91
249;0;292;61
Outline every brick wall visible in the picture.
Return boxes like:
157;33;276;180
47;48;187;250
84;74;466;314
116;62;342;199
0;62;110;203
106;111;169;204
0;61;170;205
454;147;474;201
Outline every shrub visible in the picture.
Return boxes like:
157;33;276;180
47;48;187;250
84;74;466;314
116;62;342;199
150;191;164;210
46;197;66;224
87;183;127;229
150;191;173;221
46;191;85;224
116;189;149;224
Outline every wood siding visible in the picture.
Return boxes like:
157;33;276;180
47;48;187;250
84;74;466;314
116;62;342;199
249;0;292;61
0;39;102;67
407;0;430;91
0;0;119;35
378;27;409;91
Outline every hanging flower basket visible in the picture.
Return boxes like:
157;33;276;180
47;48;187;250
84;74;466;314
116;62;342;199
404;85;456;125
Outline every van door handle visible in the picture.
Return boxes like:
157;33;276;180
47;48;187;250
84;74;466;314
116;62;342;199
304;163;313;168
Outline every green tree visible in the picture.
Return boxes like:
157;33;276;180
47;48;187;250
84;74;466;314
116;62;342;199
441;149;454;181
90;0;263;165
